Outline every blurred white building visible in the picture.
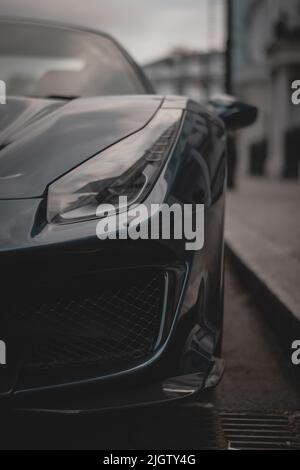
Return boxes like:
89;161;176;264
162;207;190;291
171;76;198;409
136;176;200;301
231;0;300;179
144;49;225;103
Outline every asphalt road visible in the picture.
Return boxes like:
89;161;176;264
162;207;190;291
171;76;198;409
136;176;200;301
216;260;300;412
1;259;300;449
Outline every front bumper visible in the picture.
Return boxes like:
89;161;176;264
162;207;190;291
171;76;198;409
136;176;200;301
0;230;222;413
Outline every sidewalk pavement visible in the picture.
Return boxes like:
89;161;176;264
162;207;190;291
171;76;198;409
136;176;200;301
225;177;300;327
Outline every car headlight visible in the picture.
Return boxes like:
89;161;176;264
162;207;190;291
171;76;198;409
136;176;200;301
47;109;182;224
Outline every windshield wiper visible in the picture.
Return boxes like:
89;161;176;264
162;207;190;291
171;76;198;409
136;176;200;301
45;95;79;100
28;94;80;101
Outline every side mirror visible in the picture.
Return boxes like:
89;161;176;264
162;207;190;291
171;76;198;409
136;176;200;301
209;95;258;131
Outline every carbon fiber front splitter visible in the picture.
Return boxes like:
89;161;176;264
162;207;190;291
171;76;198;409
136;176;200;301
0;358;224;415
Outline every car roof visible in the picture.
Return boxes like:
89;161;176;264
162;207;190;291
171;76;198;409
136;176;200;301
0;16;155;94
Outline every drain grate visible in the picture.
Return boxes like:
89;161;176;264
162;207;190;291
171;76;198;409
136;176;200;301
220;413;300;450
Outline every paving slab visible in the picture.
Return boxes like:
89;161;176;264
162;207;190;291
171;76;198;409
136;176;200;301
225;178;300;324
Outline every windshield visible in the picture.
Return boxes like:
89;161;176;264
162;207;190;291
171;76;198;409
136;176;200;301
0;21;147;98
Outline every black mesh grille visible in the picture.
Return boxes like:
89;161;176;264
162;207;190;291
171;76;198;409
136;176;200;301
8;271;166;388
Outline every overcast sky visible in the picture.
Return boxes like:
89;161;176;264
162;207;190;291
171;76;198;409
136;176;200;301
0;0;225;64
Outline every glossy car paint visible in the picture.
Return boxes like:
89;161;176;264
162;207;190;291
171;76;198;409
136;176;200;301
0;23;227;414
0;96;164;198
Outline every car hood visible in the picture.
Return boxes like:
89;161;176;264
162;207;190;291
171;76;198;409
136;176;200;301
0;95;163;199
